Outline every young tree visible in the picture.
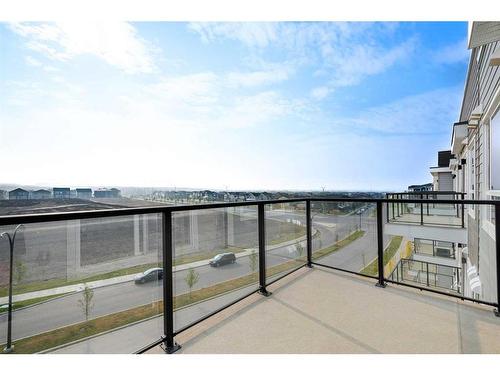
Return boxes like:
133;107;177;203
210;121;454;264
335;233;339;244
184;268;200;299
78;284;94;326
14;260;27;285
295;242;305;258
248;250;258;274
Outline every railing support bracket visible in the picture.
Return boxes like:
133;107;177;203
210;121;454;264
160;339;181;354
258;287;272;297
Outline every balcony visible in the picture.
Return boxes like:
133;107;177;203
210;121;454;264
143;267;500;354
0;197;498;354
384;192;467;243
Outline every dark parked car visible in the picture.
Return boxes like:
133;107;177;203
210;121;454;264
134;267;163;284
209;252;236;267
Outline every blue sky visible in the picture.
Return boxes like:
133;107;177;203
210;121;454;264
0;22;469;191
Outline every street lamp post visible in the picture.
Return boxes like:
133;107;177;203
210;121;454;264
1;224;23;354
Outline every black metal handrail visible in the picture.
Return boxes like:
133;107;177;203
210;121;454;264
0;197;493;226
0;196;499;354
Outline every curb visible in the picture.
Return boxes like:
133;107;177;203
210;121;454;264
39;313;163;354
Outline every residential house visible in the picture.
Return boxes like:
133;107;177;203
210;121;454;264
31;189;52;199
53;187;71;199
8;188;29;200
76;188;93;199
94;188;121;198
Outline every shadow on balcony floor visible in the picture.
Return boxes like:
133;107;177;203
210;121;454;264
147;267;500;354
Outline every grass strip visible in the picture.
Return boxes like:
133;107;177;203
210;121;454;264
267;226;306;246
360;236;403;276
312;230;365;260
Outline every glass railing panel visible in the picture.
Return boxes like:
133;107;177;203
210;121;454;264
310;201;379;277
265;202;307;283
172;206;259;332
0;213;163;354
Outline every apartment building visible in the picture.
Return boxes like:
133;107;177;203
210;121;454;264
407;183;433;192
450;22;500;302
384;23;500;302
430;150;454;191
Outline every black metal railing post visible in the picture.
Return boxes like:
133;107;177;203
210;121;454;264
375;201;386;288
386;194;389;223
391;195;395;220
426;262;430;287
396;194;400;217
258;203;271;296
494;203;500;317
420;193;424;225
161;210;181;353
306;200;313;268
461;194;465;228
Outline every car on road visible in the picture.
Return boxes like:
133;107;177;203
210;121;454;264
209;252;236;267
134;267;163;284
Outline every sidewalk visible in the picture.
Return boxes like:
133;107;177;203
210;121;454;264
0;231;313;306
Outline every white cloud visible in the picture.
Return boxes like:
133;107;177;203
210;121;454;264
25;56;42;67
433;38;469;65
189;22;415;100
225;67;291;88
322;37;416;89
310;86;330;100
188;22;279;48
10;22;158;74
337;86;462;134
145;72;219;106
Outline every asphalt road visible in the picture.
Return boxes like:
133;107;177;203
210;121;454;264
0;205;388;345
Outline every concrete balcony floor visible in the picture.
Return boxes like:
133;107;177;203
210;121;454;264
147;267;500;354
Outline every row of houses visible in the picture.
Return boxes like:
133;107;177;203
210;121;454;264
394;22;500;303
151;190;297;202
2;187;121;200
150;189;382;204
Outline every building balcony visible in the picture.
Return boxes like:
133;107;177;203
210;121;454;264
139;267;500;354
384;192;467;243
0;197;498;354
